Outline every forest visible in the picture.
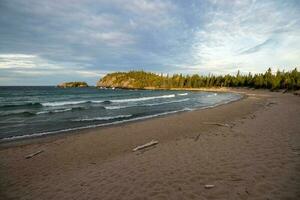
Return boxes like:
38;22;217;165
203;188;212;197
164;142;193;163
99;68;300;90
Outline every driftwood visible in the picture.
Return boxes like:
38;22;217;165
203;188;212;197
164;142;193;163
194;133;201;141
25;150;44;159
204;184;215;189
133;140;158;152
294;91;300;96
265;102;277;107
203;122;231;128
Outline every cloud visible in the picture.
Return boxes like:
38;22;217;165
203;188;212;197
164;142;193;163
0;0;299;85
188;0;300;74
239;38;275;55
0;53;107;85
123;0;173;14
0;54;57;69
92;32;135;47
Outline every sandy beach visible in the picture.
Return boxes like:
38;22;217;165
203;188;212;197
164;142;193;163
0;88;299;200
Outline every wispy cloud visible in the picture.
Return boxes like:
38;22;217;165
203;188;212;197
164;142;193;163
0;54;59;69
0;53;107;85
239;38;275;55
0;0;299;85
189;0;300;74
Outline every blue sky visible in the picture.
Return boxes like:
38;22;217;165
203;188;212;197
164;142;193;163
0;0;299;85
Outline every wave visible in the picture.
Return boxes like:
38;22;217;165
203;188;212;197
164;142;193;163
144;98;190;106
37;95;175;107
0;111;36;117
110;94;175;103
0;107;85;117
36;108;71;115
72;114;132;122
42;100;89;107
0;102;42;109
105;105;128;110
2;100;107;109
105;98;190;110
0;108;194;142
199;96;242;110
102;100;112;104
1;105;100;118
207;93;218;97
37;106;88;115
178;93;188;96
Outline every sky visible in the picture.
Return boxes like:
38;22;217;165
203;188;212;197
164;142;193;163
0;0;299;86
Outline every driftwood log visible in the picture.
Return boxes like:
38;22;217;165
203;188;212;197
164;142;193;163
204;184;215;189
25;150;44;159
194;133;201;141
133;140;158;152
203;122;231;127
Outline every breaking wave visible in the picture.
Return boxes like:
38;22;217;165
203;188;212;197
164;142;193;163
72;114;132;122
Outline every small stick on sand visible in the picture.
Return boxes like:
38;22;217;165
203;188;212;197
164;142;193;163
203;122;231;127
194;134;201;141
133;140;158;152
265;102;277;107
204;184;215;189
25;150;44;159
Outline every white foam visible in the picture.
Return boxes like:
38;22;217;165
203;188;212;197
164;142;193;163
144;98;190;106
105;98;190;110
105;105;129;110
178;93;188;96
42;100;107;107
36;108;72;115
72;114;132;122
110;94;175;103
42;101;88;107
41;95;176;107
91;100;105;103
207;93;218;97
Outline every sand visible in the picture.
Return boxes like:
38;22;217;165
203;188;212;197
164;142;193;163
0;89;299;200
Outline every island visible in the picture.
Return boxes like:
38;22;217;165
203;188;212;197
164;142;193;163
96;71;143;89
57;81;89;88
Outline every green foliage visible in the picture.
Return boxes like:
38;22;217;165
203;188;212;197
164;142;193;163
58;82;88;88
100;68;300;90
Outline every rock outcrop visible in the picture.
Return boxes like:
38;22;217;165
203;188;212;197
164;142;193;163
57;82;88;88
97;72;141;89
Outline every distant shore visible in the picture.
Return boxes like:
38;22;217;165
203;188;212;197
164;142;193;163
100;85;299;95
0;88;299;199
144;86;232;92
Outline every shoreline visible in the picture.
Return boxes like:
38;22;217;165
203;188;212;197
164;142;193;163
1;88;299;199
144;86;232;92
0;89;244;146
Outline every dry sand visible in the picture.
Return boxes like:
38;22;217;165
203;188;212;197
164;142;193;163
0;89;299;200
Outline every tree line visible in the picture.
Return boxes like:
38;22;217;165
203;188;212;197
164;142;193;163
102;68;300;90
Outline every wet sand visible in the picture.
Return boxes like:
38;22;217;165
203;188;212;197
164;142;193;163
0;89;299;199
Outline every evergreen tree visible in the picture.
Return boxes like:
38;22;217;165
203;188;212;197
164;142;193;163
99;68;300;90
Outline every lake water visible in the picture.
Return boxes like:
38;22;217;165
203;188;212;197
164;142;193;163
0;86;241;141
